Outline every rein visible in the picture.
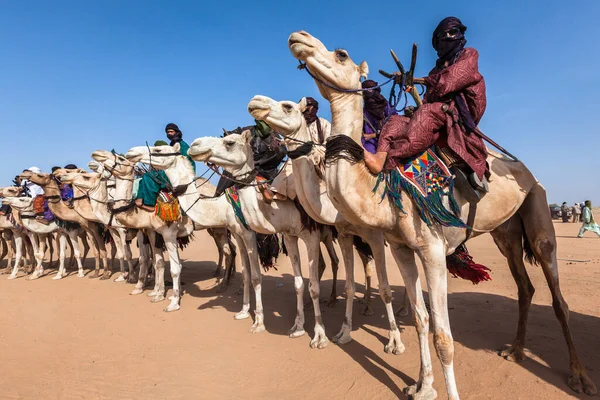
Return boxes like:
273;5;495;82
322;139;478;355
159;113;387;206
298;61;393;93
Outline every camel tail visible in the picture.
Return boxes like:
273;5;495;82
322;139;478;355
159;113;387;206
521;219;541;266
352;235;373;261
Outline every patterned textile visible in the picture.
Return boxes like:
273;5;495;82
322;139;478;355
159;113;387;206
224;187;249;230
378;48;488;179
33;195;46;215
154;190;180;222
374;148;467;228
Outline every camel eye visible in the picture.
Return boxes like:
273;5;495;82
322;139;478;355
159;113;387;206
336;50;348;61
283;103;293;112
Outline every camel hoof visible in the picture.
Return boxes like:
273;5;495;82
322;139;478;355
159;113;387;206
569;371;597;396
309;334;329;350
332;331;352;345
250;323;266;334
234;310;250;320
499;346;527;362
215;283;228;293
384;341;405;355
395;307;410;317
100;274;111;281
288;328;306;338
404;383;437;400
77;272;85;278
114;275;126;283
28;273;42;280
7;274;17;280
164;303;180;312
88;272;98;279
127;277;137;284
326;297;338;308
151;295;165;303
147;290;159;297
130;287;144;295
361;305;374;316
52;274;63;280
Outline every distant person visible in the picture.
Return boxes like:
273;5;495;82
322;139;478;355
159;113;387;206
561;202;569;223
572;203;581;223
578;200;600;238
360;80;397;154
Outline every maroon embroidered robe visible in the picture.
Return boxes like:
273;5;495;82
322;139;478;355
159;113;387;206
377;47;488;178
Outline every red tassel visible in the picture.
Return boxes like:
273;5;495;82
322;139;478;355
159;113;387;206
446;245;491;284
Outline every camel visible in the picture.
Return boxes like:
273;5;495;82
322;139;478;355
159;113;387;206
248;94;412;349
53;167;137;283
0;216;35;277
189;134;330;348
18;170;109;280
90;149;233;313
1;196;85;280
64;160;238;293
288;30;596;398
126;143;343;337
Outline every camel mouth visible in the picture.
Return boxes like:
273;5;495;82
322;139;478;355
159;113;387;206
247;101;271;120
124;151;143;163
88;161;101;171
288;32;314;58
91;151;109;162
188;146;212;161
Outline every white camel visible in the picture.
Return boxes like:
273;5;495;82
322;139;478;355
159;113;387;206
288;30;596;398
248;94;410;349
2;196;85;280
189;133;331;348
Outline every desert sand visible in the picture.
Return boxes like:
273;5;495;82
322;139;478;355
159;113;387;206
0;217;598;399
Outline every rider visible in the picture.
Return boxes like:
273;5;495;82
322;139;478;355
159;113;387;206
214;120;287;203
134;123;195;212
364;17;488;195
361;80;397;154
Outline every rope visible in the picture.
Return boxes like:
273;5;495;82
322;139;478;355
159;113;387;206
298;61;393;93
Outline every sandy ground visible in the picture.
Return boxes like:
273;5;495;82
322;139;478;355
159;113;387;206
0;217;598;400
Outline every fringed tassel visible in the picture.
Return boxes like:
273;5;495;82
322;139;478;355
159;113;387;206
177;233;193;251
385;170;466;228
446;245;491;284
256;233;281;272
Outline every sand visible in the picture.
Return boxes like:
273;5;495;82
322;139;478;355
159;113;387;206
0;218;598;399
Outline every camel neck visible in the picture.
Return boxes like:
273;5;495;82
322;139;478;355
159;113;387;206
329;92;363;143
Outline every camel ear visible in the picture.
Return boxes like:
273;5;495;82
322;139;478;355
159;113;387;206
172;142;181;153
358;61;369;79
298;97;308;113
241;129;252;144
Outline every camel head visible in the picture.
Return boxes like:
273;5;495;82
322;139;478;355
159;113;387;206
288;30;368;100
125;143;182;171
2;196;34;212
61;172;101;191
189;132;254;175
52;167;86;178
248;95;307;139
0;187;22;198
19;170;52;186
91;150;134;178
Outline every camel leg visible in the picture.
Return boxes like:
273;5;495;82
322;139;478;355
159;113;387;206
302;231;329;349
357;250;374;315
110;230;126;282
148;232;166;303
421;242;460;400
28;233;45;280
369;231;404;355
332;233;355;345
234;232;254;320
123;235;135;283
52;232;68;280
8;234;24;280
66;235;75;270
223;235;237;286
490;216;533;362
213;229;233;293
282;234;306;338
66;230;84;277
520;184;597;395
209;228;225;278
163;233;182;312
0;235;7;268
88;225;110;280
24;235;35;274
131;232;150;295
248;235;265;333
390;244;438;399
321;229;340;308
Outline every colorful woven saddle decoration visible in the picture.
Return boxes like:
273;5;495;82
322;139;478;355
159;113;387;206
374;148;467;228
225;187;249;230
155;190;180;222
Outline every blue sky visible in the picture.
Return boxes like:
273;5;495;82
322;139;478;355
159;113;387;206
1;0;598;204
